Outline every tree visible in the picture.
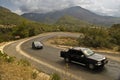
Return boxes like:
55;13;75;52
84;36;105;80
78;28;111;48
109;24;120;46
12;22;29;38
28;28;35;37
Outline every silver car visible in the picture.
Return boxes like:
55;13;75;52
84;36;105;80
32;41;43;49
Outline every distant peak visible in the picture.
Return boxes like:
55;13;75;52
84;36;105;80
72;6;81;8
68;6;83;9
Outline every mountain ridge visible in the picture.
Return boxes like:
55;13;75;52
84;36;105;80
22;6;120;26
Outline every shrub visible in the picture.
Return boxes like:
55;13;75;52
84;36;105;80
0;51;4;57
109;25;120;46
32;71;37;79
78;27;112;48
5;56;15;63
50;73;61;80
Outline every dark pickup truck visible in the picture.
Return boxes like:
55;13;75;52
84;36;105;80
60;47;108;69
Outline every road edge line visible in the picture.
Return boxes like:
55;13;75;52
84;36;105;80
16;34;84;80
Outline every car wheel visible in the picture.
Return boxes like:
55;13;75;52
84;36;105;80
32;46;34;49
65;58;71;63
88;64;95;70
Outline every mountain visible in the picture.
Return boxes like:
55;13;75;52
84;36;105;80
0;6;31;26
22;6;120;26
56;15;92;27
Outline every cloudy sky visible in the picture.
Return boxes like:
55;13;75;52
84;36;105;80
0;0;120;17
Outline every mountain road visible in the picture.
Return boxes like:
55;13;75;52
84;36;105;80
3;32;120;80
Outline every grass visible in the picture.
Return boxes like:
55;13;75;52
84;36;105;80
49;36;78;46
50;73;61;80
17;59;31;66
0;51;50;80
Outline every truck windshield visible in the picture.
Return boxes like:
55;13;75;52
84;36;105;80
82;48;94;57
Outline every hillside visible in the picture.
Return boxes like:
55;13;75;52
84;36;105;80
55;15;92;27
22;6;120;26
0;6;58;42
0;6;31;26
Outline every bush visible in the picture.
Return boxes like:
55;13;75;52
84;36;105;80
0;51;4;57
50;73;61;80
32;71;37;79
5;56;15;63
78;27;112;48
109;25;120;46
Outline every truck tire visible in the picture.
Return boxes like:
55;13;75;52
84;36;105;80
64;57;71;63
88;64;95;70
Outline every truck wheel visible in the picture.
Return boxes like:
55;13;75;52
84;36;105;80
64;58;71;63
88;64;95;70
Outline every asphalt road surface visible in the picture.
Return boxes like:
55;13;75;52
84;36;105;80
3;32;120;80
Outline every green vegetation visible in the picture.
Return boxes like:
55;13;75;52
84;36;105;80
0;6;30;25
0;6;58;42
32;71;38;79
17;59;31;66
78;26;120;51
48;25;120;51
50;73;61;80
0;51;52;80
0;6;120;51
109;24;120;46
55;15;97;32
0;51;15;63
56;15;91;27
78;27;111;48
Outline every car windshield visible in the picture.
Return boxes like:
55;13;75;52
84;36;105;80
34;41;42;46
81;48;94;57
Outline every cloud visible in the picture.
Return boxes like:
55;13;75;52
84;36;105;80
10;0;78;14
79;0;120;17
13;9;23;15
1;0;120;17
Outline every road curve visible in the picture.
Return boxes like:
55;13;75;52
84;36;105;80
3;32;120;80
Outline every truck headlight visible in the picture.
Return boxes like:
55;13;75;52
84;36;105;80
97;61;102;66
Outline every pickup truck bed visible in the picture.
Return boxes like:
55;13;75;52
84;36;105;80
60;51;68;58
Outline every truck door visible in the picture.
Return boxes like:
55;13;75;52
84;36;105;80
79;51;86;64
70;50;81;62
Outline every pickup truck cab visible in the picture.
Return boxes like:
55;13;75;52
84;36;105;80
60;47;108;69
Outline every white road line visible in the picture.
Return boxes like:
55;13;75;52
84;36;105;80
0;41;15;53
16;34;84;80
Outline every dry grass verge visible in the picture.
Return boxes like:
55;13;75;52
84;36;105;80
0;51;50;80
45;36;78;48
0;42;50;80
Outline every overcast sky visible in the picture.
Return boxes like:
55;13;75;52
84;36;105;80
0;0;120;17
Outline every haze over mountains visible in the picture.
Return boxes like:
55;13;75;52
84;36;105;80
22;6;120;26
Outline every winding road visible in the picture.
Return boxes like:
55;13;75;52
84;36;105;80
3;32;120;80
